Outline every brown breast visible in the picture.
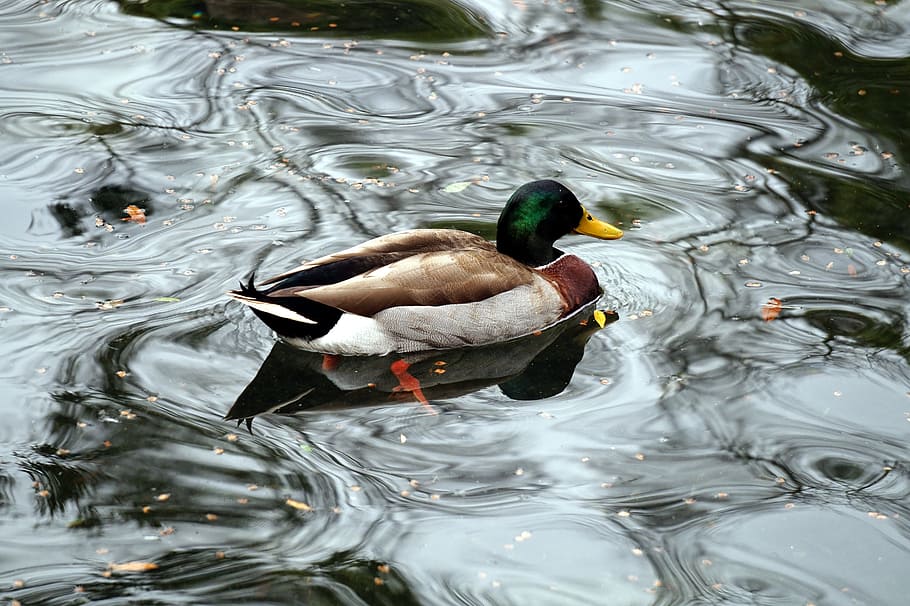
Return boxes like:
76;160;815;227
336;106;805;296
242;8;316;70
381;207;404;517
537;254;601;315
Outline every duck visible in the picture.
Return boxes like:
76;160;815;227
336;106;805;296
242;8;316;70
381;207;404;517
227;180;623;355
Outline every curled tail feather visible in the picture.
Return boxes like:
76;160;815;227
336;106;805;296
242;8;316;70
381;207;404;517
227;273;341;341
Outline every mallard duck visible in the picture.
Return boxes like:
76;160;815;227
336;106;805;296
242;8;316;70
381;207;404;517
225;306;618;426
228;180;622;355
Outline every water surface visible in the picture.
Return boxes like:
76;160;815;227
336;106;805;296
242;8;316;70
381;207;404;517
1;0;909;604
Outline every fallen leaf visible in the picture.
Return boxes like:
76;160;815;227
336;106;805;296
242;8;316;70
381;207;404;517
154;297;180;303
761;297;783;322
108;561;159;573
286;498;313;511
122;205;147;224
97;299;125;310
442;181;472;193
593;310;607;328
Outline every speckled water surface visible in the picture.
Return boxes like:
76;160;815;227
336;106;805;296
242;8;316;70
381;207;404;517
1;0;908;604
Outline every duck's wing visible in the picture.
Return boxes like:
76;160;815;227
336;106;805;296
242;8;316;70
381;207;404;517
271;247;540;318
259;229;495;286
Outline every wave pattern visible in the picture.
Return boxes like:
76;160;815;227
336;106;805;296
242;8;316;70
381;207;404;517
0;0;908;604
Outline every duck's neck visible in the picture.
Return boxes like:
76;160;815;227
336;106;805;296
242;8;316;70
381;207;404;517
496;232;562;267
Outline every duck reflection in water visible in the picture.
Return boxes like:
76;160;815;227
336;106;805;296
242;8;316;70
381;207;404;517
226;305;617;429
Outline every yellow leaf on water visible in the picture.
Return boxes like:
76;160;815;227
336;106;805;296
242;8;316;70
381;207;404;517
593;310;607;328
109;561;159;573
442;181;472;193
286;498;313;511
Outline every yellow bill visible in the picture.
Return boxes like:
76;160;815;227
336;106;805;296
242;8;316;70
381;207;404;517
574;205;623;240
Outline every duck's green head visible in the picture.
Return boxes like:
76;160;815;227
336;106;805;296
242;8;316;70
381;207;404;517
496;180;623;266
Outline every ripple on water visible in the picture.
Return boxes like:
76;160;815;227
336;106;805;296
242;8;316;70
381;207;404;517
770;437;909;500
1;0;909;604
667;505;908;605
242;45;446;120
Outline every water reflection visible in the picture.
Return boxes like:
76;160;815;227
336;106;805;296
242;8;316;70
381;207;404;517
118;0;491;41
48;184;153;239
227;307;616;426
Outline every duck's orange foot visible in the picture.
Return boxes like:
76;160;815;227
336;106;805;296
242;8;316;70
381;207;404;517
390;359;435;413
321;354;340;371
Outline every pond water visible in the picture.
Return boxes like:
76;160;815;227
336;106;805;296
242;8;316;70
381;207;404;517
1;0;909;604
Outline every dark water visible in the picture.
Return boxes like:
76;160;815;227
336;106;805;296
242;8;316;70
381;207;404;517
1;0;909;604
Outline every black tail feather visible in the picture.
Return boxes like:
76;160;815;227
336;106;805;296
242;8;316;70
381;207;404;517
237;273;257;296
230;271;342;341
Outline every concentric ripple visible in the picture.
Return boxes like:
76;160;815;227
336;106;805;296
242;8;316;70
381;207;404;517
0;0;908;604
